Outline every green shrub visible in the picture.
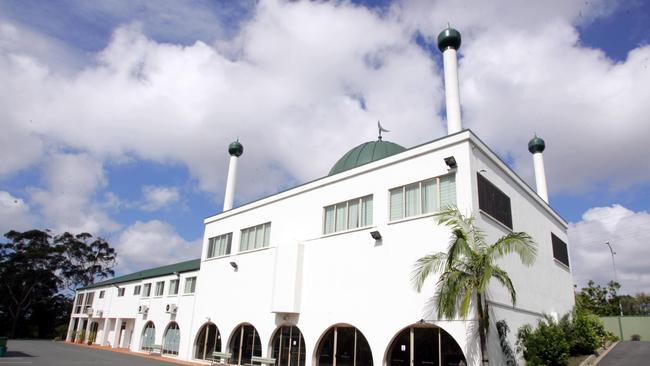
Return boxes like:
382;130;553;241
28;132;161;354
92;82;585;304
569;313;602;355
517;318;570;366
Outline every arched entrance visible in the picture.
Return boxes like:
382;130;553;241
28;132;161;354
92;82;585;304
229;324;262;365
194;322;222;360
316;325;373;366
386;325;465;366
163;322;180;355
271;325;306;366
141;321;156;351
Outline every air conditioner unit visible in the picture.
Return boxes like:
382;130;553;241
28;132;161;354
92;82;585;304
138;305;149;314
94;309;103;317
165;304;178;314
84;307;93;315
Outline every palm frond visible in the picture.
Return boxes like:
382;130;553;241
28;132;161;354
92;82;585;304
434;268;474;319
411;252;447;292
489;232;537;266
492;265;517;306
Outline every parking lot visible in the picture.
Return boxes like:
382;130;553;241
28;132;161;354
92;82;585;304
0;340;194;366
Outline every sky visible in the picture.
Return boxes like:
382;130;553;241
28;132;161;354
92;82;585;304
0;0;649;295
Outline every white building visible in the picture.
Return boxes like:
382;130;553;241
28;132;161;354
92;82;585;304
66;27;574;366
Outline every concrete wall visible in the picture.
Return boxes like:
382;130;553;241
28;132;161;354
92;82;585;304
602;316;650;341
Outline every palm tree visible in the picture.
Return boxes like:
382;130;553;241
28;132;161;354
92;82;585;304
412;207;537;365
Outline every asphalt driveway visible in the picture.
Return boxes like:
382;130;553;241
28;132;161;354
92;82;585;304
0;340;186;366
598;341;650;366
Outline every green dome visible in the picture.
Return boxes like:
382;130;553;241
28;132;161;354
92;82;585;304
328;140;406;176
437;27;462;52
528;135;545;154
228;140;243;157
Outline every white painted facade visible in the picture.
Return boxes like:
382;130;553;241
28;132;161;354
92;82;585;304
67;130;574;366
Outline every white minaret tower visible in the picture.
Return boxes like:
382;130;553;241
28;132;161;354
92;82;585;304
438;26;463;135
528;135;549;203
223;139;243;211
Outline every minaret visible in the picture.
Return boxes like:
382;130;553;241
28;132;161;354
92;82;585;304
437;26;463;135
223;139;243;211
528;135;548;203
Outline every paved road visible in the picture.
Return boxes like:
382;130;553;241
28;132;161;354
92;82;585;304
598;341;650;366
0;340;180;366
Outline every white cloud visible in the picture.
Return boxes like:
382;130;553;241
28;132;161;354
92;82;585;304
113;220;201;274
0;191;34;235
29;153;120;234
140;185;180;211
569;204;650;294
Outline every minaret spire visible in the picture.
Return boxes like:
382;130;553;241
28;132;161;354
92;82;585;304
377;121;389;140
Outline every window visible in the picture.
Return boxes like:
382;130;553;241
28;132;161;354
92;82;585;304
184;277;196;294
74;294;84;314
141;322;156;351
143;283;151;297
240;223;271;252
84;292;94;312
163;322;181;355
323;195;373;234
207;233;232;258
317;326;373;366
155;281;165;297
477;173;512;229
99;290;105;299
195;323;221;360
551;233;570;267
169;279;179;295
390;174;456;221
133;285;141;296
229;324;262;365
117;287;125;297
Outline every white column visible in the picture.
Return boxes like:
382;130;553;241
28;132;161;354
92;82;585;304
101;318;111;346
223;155;239;211
84;318;92;343
533;152;549;203
65;317;76;342
443;47;462;135
112;317;121;348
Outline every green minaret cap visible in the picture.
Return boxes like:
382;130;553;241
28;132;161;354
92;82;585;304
437;27;461;52
228;140;244;157
528;135;545;154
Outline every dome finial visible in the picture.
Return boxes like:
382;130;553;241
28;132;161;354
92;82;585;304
437;25;461;52
377;120;390;141
228;139;244;157
528;134;545;154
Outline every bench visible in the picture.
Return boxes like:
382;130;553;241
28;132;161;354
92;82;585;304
149;344;163;356
211;351;232;365
251;356;276;365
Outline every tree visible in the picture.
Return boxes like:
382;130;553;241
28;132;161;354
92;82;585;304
0;229;116;338
55;232;116;292
575;280;621;316
412;207;537;365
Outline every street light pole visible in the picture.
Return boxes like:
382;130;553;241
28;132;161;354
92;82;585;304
604;241;624;317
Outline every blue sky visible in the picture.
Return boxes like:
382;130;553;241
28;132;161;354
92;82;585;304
0;0;649;294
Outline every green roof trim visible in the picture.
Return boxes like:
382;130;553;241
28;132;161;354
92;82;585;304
80;258;200;290
328;140;406;176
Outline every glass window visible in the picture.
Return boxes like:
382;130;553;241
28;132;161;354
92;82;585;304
74;293;84;314
316;326;373;366
143;283;151;297
133;285;141;296
141;322;156;351
163;322;180;355
239;223;271;252
477;173;512;229
229;324;262;365
184;277;196;294
271;326;306;366
169;279;179;295
387;326;466;366
207;233;232;258
551;233;570;267
389;174;456;221
323;195;373;235
155;281;165;296
99;290;105;299
195;323;221;360
117;287;125;297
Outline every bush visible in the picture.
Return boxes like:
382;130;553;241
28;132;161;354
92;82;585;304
570;313;602;355
517;318;570;366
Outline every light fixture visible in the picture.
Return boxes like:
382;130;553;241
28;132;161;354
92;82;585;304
229;261;238;270
370;231;382;240
444;156;457;169
172;271;179;277
113;284;120;289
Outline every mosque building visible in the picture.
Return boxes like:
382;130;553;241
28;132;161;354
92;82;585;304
66;27;574;366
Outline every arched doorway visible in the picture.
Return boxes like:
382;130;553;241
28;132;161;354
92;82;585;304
141;321;156;351
195;322;221;360
271;325;306;366
229;324;262;365
163;322;180;355
386;325;465;366
316;325;373;366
